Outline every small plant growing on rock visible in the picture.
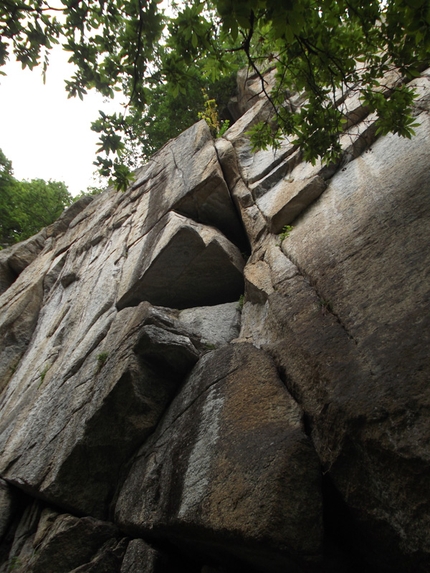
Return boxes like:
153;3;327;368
7;556;22;571
279;225;293;242
218;119;230;137
96;352;109;372
237;294;245;310
198;89;230;138
38;364;51;388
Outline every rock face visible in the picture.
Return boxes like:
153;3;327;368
0;68;430;573
116;344;322;572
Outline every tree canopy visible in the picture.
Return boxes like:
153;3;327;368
1;0;429;189
0;149;73;245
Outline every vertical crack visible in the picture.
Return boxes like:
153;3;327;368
281;245;359;345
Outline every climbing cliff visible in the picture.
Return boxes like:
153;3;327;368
0;68;429;573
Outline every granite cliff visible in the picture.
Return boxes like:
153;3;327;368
0;68;430;573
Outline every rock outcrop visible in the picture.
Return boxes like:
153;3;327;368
0;68;430;573
116;343;322;572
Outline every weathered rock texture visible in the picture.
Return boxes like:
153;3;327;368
116;343;322;572
0;68;430;573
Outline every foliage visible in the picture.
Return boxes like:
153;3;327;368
237;294;245;310
198;88;230;137
198;89;220;134
39;363;51;387
0;149;73;245
1;0;429;188
105;66;239;164
7;556;22;572
218;118;230;137
96;351;109;372
72;186;104;202
278;224;293;242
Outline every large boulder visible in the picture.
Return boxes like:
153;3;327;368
0;231;47;295
126;119;246;250
120;539;174;573
116;343;322;573
177;302;241;349
0;276;45;394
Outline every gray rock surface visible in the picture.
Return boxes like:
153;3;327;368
129;119;245;250
0;230;46;295
0;195;94;297
0;302;202;517
0;276;44;394
0;500;125;573
0;119;248;519
116;212;245;310
116;343;322;572
120;539;171;573
178;302;241;348
239;100;430;571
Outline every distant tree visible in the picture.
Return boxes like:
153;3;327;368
1;0;429;188
72;186;104;202
0;149;73;245
0;148;19;245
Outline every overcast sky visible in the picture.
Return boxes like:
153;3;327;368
0;48;123;196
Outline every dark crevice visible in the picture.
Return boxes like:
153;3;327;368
0;478;89;523
321;473;377;573
0;485;34;569
0;262;19;296
213;144;251;256
249;146;301;198
276;364;314;443
122;532;241;573
275;362;377;573
138;536;203;573
302;412;313;439
276;364;302;407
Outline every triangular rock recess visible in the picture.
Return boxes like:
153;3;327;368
0;67;430;573
116;211;245;310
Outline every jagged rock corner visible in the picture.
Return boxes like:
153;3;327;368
0;67;430;573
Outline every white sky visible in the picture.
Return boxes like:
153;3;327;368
0;48;123;196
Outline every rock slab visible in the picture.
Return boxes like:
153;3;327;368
116;343;322;573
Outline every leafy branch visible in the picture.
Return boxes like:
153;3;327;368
1;0;429;189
